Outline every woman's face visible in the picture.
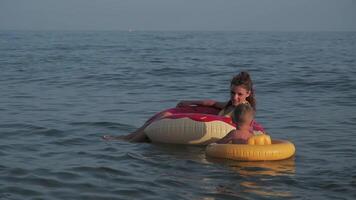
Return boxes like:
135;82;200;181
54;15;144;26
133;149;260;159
230;85;251;106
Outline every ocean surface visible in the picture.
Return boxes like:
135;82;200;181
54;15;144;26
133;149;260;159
0;31;355;200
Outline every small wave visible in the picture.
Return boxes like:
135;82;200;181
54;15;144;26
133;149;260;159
0;123;46;130
70;121;135;130
69;166;130;177
34;128;65;138
0;186;42;197
111;187;158;197
147;67;187;76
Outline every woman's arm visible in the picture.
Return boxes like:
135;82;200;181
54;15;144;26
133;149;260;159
176;100;228;109
213;101;228;109
176;100;215;107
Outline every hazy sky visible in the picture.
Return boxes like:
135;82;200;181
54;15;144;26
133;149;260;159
0;0;355;31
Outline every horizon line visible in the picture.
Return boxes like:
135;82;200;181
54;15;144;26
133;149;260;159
1;29;356;32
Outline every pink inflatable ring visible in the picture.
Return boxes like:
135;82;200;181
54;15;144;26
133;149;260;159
144;106;264;145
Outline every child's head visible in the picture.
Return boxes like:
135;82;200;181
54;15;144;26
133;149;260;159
232;102;255;129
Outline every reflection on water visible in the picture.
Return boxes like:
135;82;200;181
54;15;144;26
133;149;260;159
206;157;295;176
207;157;295;198
149;144;296;199
240;183;293;198
229;158;296;177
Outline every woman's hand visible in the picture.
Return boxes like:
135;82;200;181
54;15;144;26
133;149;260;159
202;99;217;107
176;101;193;108
176;100;217;108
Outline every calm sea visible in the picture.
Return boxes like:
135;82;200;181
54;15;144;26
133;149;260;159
0;31;355;199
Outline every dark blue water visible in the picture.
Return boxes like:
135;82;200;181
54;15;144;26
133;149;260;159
0;31;355;199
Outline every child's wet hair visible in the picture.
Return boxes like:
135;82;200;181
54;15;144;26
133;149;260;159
232;102;255;125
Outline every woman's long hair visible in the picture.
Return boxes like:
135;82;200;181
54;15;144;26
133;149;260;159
228;71;256;110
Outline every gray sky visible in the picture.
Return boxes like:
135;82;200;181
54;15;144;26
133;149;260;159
0;0;355;31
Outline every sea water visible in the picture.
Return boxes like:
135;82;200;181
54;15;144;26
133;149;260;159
0;31;355;199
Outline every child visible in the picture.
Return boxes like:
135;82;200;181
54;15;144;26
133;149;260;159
216;102;255;144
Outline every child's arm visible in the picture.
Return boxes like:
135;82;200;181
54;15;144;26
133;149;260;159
233;131;253;144
216;130;235;144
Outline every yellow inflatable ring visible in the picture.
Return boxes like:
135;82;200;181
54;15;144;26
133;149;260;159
206;140;296;161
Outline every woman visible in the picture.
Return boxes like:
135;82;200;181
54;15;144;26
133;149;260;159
103;71;264;142
177;71;256;116
176;71;264;132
